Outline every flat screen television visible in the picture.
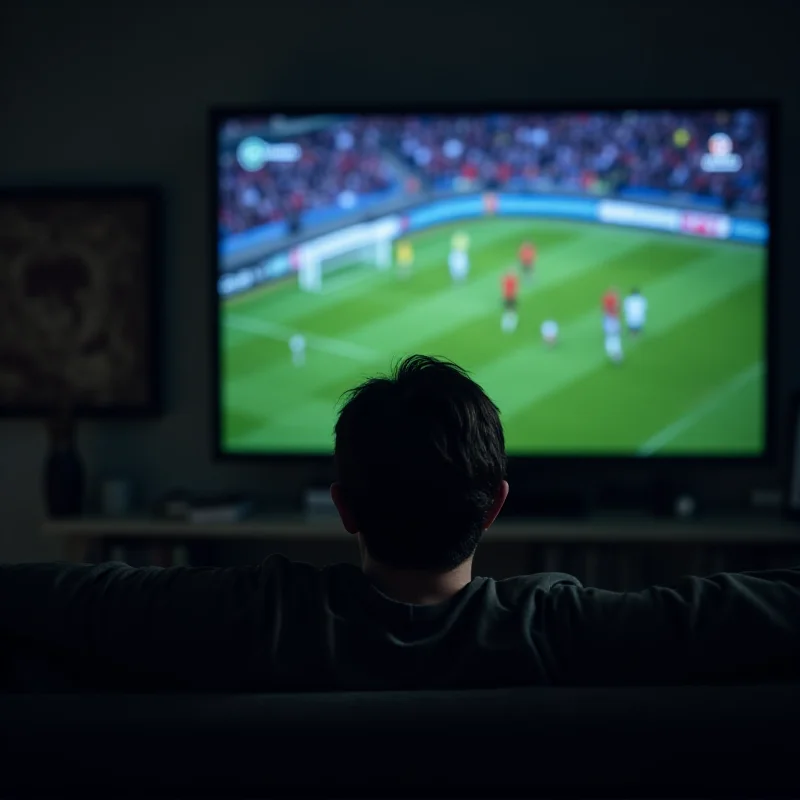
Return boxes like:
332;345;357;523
212;105;775;461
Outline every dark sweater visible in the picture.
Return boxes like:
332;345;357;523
1;555;799;691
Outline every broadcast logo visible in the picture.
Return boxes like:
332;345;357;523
236;137;302;172
700;132;743;174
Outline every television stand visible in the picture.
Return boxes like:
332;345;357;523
42;513;797;562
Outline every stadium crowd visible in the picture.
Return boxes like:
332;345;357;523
218;118;400;236
219;111;767;237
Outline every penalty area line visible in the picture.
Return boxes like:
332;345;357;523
224;314;379;362
638;363;762;456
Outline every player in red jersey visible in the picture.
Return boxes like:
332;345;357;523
601;288;623;363
602;288;620;317
501;270;520;333
519;241;536;280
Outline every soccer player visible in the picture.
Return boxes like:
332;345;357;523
602;287;620;320
541;319;558;347
448;247;469;283
519;241;536;280
452;230;470;254
396;239;414;278
624;287;647;335
501;270;519;333
448;230;471;282
602;288;623;363
289;333;307;367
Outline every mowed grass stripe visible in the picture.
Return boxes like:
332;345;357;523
230;398;337;452
654;363;763;454
222;343;365;445
639;363;762;455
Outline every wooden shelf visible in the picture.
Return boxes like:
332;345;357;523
41;514;799;544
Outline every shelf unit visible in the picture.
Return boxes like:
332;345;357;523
42;514;799;573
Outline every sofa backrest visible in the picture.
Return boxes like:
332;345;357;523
1;685;797;797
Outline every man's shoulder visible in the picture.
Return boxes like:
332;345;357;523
494;571;582;589
481;571;583;602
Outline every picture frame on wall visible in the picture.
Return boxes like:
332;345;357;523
0;186;162;416
785;392;800;521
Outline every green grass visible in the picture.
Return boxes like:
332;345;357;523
220;217;766;456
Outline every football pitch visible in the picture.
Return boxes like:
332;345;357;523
220;217;765;456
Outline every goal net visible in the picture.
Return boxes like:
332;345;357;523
296;216;401;292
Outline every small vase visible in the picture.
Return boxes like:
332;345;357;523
43;408;85;518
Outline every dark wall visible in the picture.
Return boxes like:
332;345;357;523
0;0;797;560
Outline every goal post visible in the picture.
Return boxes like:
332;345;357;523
295;216;402;292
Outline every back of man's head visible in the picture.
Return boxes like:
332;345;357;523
334;355;507;572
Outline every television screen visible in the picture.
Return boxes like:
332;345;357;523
214;107;771;458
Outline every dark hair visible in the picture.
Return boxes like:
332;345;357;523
334;355;507;571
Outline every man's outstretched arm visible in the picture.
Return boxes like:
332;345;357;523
543;567;800;685
0;560;281;690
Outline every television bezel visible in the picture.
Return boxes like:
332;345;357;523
209;101;779;469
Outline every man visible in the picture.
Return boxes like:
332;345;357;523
448;229;471;282
602;287;623;363
519;241;536;280
602;286;620;322
624;287;647;335
448;245;469;283
501;270;519;333
1;355;799;692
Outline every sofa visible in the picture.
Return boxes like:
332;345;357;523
1;684;798;797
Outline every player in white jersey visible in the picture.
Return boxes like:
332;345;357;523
289;333;307;366
623;288;647;335
541;320;559;347
448;248;469;282
604;315;623;363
